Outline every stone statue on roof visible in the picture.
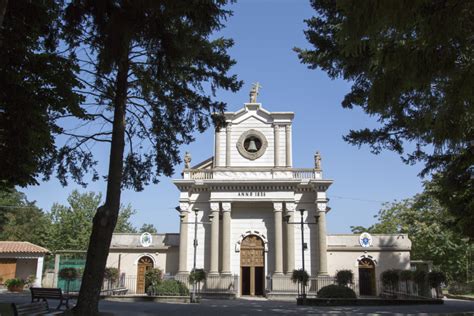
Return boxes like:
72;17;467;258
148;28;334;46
314;151;322;170
184;151;192;169
249;82;262;103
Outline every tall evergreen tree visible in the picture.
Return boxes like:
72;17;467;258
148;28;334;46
296;0;474;238
63;1;241;313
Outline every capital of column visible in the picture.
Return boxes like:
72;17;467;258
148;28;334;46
285;202;296;213
317;202;327;212
178;202;190;213
210;202;220;212
222;202;231;212
273;202;283;212
226;122;232;131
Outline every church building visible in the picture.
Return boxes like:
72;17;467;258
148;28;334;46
171;89;412;298
102;89;412;298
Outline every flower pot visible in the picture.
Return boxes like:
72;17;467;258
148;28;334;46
8;283;25;292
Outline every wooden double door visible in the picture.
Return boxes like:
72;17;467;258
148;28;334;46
240;235;265;296
358;258;376;296
0;259;17;284
136;256;154;294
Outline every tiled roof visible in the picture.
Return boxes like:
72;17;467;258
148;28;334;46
0;241;49;254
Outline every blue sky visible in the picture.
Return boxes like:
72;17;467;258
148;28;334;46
23;0;426;234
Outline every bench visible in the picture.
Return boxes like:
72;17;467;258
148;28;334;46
12;301;63;316
112;287;128;295
30;287;70;310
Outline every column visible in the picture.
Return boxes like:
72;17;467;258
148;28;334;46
214;128;221;167
273;202;283;275
285;125;292;167
285;202;296;274
226;123;232;167
210;202;220;275
35;256;44;287
221;202;232;274
178;203;190;274
274;124;280;167
317;202;328;275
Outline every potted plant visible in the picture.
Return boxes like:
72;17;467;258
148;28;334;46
5;278;25;292
188;268;206;300
104;267;119;291
291;269;309;299
59;267;79;294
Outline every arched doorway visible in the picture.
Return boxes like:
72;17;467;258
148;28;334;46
136;256;154;294
358;258;376;296
240;235;265;296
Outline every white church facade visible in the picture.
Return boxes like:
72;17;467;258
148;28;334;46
171;99;411;297
103;97;412;298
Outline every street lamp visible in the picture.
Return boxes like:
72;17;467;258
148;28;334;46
284;208;318;299
180;208;213;303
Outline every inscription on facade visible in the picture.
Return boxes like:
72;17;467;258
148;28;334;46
238;192;266;197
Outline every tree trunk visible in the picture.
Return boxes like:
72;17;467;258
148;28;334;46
0;0;8;29
73;48;130;315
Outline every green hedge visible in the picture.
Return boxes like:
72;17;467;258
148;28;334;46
317;284;356;298
148;280;189;296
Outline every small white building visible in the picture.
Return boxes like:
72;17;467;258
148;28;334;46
0;241;48;287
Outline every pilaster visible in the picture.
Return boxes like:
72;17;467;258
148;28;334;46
225;123;232;167
285;202;296;274
209;202;220;275
285;125;292;167
274;124;280;167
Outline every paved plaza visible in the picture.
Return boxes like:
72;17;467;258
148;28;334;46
1;292;474;315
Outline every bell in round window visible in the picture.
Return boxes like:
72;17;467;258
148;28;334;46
244;137;262;153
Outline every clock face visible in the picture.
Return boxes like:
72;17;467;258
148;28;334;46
236;129;268;160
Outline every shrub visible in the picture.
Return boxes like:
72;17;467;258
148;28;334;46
148;279;189;296
335;270;353;287
104;267;119;283
427;271;446;297
291;269;309;286
317;284;356;298
400;270;413;282
25;275;36;287
145;268;163;289
448;281;474;295
381;269;400;293
188;269;206;285
413;270;427;286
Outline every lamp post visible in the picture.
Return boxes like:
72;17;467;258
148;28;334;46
284;208;319;299
180;208;213;303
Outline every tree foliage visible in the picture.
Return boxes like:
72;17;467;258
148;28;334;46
0;0;88;188
61;1;241;313
0;188;137;251
351;185;471;282
0;188;49;246
139;223;158;234
47;190;137;251
297;0;474;238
